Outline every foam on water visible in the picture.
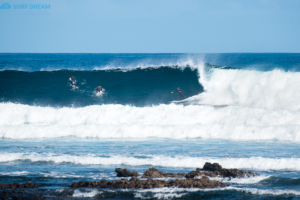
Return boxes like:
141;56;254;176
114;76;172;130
1;153;300;171
72;189;101;198
209;175;271;184
132;187;300;199
1;103;300;141
57;186;300;199
189;64;300;110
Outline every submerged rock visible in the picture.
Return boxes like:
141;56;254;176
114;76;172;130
115;168;141;177
69;176;226;189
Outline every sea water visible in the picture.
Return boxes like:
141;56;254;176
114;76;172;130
0;53;300;199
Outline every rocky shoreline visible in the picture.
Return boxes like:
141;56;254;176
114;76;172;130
69;162;259;189
0;162;259;199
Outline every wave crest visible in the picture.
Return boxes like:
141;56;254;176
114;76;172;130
186;65;300;110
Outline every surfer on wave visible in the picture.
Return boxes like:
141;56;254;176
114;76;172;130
171;87;185;100
69;77;78;89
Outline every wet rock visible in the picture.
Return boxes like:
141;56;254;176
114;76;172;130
185;169;218;179
202;162;259;178
69;176;226;189
0;194;7;200
203;162;223;171
115;168;141;177
0;184;6;189
142;168;186;178
0;183;39;189
0;191;42;200
69;163;258;189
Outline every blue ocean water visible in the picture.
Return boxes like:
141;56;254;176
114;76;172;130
1;53;300;199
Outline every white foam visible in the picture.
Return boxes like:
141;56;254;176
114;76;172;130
1;103;300;141
134;187;300;198
1;152;300;171
72;189;101;197
241;187;300;196
134;187;188;199
209;175;271;184
188;64;300;110
0;171;31;176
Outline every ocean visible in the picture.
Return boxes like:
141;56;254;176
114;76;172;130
0;53;300;199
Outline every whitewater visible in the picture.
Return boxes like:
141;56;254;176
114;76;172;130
1;53;300;199
1;62;300;141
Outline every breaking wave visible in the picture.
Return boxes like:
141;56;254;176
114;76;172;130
188;65;300;110
1;152;300;171
1;102;300;141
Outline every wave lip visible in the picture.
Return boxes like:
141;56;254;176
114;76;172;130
190;66;300;110
1;153;300;171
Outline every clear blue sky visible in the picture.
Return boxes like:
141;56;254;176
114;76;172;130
0;0;299;53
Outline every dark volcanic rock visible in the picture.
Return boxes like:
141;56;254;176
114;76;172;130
0;184;44;200
69;162;258;190
115;168;141;177
185;169;217;179
69;176;226;189
203;163;222;171
202;162;259;178
0;182;40;189
142;168;186;178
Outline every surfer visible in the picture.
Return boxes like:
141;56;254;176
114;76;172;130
171;87;185;100
95;86;103;93
69;77;77;89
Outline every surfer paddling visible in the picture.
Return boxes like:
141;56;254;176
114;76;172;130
171;87;185;100
95;86;103;93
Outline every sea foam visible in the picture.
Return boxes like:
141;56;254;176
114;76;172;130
1;103;300;141
1;152;300;171
188;63;300;110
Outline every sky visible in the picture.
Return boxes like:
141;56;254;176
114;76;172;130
0;0;299;53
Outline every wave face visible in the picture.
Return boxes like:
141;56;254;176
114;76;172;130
1;53;300;108
0;67;202;107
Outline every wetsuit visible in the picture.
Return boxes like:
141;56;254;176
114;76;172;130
173;88;185;100
95;88;102;93
69;79;76;89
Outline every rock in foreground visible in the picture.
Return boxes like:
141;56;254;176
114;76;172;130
70;162;258;189
69;176;227;189
0;182;40;189
115;168;141;177
202;162;259;178
139;163;258;179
